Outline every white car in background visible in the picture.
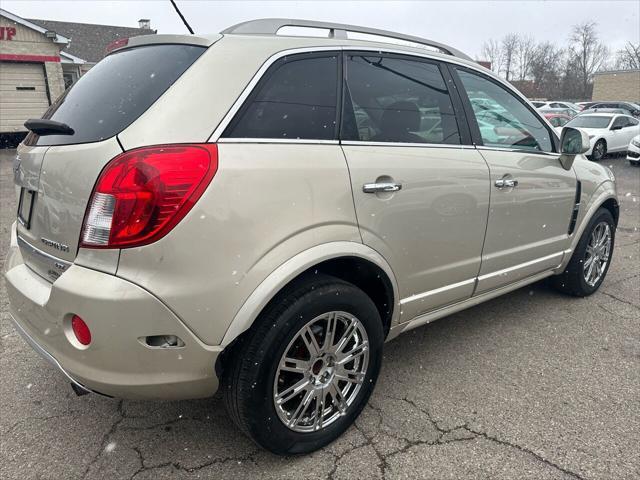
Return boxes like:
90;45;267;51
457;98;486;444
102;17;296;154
534;101;580;116
565;113;640;161
628;135;640;166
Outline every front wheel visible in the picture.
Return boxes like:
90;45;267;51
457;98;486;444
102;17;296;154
222;274;383;454
552;207;615;296
590;139;607;161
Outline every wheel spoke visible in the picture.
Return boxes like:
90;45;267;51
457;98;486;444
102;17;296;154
583;254;594;270
333;318;357;354
335;365;365;384
313;389;326;430
275;378;311;405
329;382;348;414
280;356;311;374
336;341;368;365
288;388;316;428
321;312;338;351
302;326;322;357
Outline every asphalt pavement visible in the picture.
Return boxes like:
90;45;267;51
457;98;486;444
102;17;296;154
1;148;638;480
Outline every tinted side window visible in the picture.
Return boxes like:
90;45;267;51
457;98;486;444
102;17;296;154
628;117;639;126
224;54;338;140
30;45;205;146
342;54;461;144
612;117;626;128
457;69;553;152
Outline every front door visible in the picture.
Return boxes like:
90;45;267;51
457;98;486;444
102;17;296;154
340;53;490;321
453;67;577;293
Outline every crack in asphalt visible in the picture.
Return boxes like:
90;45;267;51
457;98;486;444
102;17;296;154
128;445;259;479
600;290;640;310
81;400;125;480
462;426;587;480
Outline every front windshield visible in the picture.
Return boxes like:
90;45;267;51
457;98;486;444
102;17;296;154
566;115;612;129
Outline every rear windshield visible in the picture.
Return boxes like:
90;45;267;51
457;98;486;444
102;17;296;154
566;115;612;129
29;44;205;146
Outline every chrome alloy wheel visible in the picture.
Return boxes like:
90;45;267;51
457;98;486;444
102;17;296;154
273;311;370;433
583;221;611;287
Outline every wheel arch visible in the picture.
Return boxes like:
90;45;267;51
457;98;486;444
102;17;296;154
219;242;400;348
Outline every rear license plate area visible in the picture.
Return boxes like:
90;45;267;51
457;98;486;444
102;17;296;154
17;188;36;230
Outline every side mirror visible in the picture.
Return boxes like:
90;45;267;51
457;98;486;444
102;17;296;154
611;125;623;131
559;127;589;170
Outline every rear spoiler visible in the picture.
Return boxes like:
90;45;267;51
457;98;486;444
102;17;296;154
106;33;220;56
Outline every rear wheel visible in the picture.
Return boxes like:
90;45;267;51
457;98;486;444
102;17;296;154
590;139;607;161
552;208;615;296
222;274;383;454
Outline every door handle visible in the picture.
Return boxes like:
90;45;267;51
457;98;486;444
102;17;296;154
494;178;518;189
363;182;402;193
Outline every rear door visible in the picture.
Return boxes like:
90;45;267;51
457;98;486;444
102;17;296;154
613;116;640;150
14;44;206;281
340;52;490;320
452;67;576;293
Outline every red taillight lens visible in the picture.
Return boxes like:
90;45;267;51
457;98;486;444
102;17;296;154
71;315;91;346
81;144;218;248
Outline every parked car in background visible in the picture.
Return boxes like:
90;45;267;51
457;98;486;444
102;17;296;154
589;102;640;117
565;113;640;161
543;112;572;134
628;135;640;166
576;101;597;111
580;107;627;116
5;19;620;455
539;107;578;118
535;101;580;116
531;100;546;108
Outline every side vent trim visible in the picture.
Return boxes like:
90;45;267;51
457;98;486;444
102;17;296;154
568;180;581;235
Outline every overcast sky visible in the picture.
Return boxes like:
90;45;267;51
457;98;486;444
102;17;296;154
3;0;639;58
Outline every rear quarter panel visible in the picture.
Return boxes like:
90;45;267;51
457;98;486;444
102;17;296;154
115;143;361;345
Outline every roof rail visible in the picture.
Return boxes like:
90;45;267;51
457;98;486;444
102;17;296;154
221;18;472;61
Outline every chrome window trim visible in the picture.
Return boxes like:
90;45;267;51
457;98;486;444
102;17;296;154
209;45;519;144
477;252;564;281
476;146;560;157
341;141;476;149
218;137;339;145
400;278;476;305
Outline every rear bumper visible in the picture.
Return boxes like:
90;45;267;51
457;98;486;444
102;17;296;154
4;226;222;400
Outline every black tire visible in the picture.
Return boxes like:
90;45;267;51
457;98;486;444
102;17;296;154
552;207;615;296
222;273;384;455
590;139;607;161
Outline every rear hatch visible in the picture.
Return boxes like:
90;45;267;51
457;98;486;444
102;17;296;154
14;43;207;282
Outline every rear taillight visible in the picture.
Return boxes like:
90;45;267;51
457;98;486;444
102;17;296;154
80;144;218;249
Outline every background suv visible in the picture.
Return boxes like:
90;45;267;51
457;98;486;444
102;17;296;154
5;19;618;454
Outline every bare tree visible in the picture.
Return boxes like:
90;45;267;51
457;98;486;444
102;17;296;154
516;35;536;81
616;42;640;70
480;39;503;74
530;42;564;98
568;21;609;98
502;33;519;81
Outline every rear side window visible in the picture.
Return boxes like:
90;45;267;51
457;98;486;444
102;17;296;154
224;54;339;140
457;68;553;152
30;44;205;146
341;54;461;144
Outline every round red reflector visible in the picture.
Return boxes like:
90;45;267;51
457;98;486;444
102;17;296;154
71;315;91;346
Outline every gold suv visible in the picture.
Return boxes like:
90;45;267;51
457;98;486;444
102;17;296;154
5;19;618;454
